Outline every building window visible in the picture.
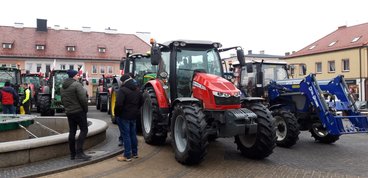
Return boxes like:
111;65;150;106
92;65;97;74
299;64;306;75
66;46;76;52
351;37;361;43
100;66;105;74
2;43;12;49
107;66;113;74
60;64;66;70
11;64;16;68
308;45;316;50
98;47;106;53
328;61;335;72
26;63;33;72
36;45;45;50
315;62;322;73
46;64;51;77
69;64;74;70
342;59;350;71
328;41;337;47
36;64;42;72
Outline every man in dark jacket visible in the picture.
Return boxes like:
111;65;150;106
115;74;143;162
0;81;19;114
61;69;91;161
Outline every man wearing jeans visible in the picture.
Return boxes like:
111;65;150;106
115;74;143;162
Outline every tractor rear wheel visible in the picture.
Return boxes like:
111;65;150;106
310;122;340;143
141;87;167;145
39;95;55;116
171;103;208;165
235;102;276;159
110;91;117;124
273;110;300;148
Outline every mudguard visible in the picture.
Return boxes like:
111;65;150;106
146;79;169;109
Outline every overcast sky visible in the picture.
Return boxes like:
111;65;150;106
1;0;368;56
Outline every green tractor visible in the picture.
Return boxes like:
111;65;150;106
38;70;69;116
0;67;23;113
109;52;157;124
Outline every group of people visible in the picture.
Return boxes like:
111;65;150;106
0;81;31;114
61;69;143;162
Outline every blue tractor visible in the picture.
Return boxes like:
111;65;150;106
269;74;368;144
234;59;368;147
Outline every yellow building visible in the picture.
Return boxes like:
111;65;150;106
284;23;368;101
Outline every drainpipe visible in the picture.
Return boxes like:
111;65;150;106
359;47;362;101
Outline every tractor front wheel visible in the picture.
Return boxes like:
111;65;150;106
310;122;340;143
141;87;167;145
171;103;208;165
273;110;300;148
100;95;108;112
236;102;276;159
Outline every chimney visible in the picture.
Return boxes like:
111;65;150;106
248;50;252;55
36;19;47;32
54;25;60;30
260;50;265;54
292;51;296;54
82;26;91;32
285;52;290;56
14;22;24;28
338;25;347;30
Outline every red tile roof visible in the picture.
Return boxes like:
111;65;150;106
286;22;368;58
0;26;150;60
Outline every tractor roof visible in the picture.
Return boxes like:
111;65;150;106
232;59;287;66
162;40;221;47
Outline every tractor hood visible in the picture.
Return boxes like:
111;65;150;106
194;73;239;93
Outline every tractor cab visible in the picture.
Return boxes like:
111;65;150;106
121;53;157;87
232;59;289;97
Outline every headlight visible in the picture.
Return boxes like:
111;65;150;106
233;91;241;97
212;91;231;98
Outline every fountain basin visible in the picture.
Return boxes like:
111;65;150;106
0;114;35;132
0;117;108;168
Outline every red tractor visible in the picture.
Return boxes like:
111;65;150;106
141;40;276;165
21;72;45;112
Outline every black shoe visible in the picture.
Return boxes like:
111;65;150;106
75;153;91;161
118;142;124;147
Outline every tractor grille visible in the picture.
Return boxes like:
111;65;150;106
215;96;240;105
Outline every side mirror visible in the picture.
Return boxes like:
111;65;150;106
151;46;162;65
246;63;253;73
236;49;245;66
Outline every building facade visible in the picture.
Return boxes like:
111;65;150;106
284;23;368;101
0;19;151;98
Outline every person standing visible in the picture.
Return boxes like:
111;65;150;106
0;81;19;114
61;69;91;161
115;74;143;162
21;83;31;114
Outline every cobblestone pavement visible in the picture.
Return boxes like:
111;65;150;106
1;106;368;178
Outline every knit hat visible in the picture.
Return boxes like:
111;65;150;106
120;74;133;84
67;69;78;78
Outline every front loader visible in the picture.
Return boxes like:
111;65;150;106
141;39;276;165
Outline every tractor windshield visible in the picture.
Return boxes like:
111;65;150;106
176;48;222;97
55;72;69;88
24;76;41;88
0;70;17;84
134;57;157;86
241;63;288;87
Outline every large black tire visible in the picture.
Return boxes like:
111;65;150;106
141;87;167;145
171;103;208;165
100;95;108;112
39;95;55;116
107;95;111;115
235;102;276;159
310;122;340;143
273;110;300;148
